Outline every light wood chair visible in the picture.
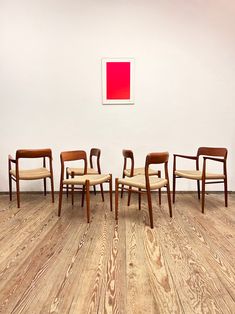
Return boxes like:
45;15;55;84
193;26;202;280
8;148;54;208
173;147;228;213
115;152;172;228
58;150;112;222
66;148;104;202
121;149;161;206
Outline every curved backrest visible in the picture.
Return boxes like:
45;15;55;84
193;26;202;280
122;149;134;176
145;152;169;166
90;148;101;173
197;147;227;159
60;150;87;163
16;148;52;159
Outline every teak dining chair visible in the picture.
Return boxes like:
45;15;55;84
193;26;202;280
58;150;112;223
8;148;54;208
66;148;104;201
115;152;172;229
121;149;161;206
173;147;228;213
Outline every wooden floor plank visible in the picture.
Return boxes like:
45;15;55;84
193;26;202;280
0;192;234;313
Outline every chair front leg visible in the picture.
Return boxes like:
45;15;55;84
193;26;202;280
138;188;141;210
197;180;200;200
50;176;55;203
16;179;20;208
66;170;69;198
172;173;176;203
127;187;132;206
86;181;90;223
201;179;205;214
115;179;119;220
9;174;12;201
224;177;228;207
166;183;172;218
58;183;64;217
81;186;85;207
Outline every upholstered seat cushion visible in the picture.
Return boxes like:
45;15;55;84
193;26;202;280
67;167;98;175
63;174;110;186
118;175;167;190
10;168;51;180
124;167;159;177
175;170;225;180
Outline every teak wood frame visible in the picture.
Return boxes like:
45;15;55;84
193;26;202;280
173;147;228;213
8;148;54;208
58;150;113;223
115;152;172;229
121;149;161;206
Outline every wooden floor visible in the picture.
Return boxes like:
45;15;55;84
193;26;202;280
0;192;234;314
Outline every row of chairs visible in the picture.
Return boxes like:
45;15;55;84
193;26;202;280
8;147;228;228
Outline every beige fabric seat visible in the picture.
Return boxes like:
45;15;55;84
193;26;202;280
175;170;225;180
63;174;111;186
67;167;98;175
124;167;159;177
10;167;51;180
118;175;167;190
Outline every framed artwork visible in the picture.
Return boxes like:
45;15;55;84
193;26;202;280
102;58;134;105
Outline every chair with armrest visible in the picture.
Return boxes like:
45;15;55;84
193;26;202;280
8;148;54;208
66;148;104;202
58;150;112;223
115;152;172;229
121;149;161;206
173;147;228;213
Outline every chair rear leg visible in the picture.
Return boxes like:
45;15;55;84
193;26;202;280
43;178;47;196
201;179;205;214
66;172;69;198
109;175;112;211
58;184;63;217
158;188;161;205
127;187;132;206
16;180;20;208
9;174;12;201
197;180;200;200
100;183;105;202
138;188;141;210
146;189;154;229
93;186;97;195
121;184;124;198
224;178;228;207
81;186;85;207
115;179;119;220
50;177;55;203
166;183;172;217
72;185;74;206
173;174;176;203
86;181;90;223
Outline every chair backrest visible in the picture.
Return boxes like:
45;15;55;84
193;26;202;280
145;152;169;187
197;147;227;159
90;148;101;173
122;149;134;176
60;150;87;176
16;148;52;159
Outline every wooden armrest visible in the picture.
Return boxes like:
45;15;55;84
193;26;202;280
203;156;225;163
173;154;197;160
8;155;16;163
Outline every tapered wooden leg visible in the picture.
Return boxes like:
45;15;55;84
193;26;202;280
173;174;176;203
201;179;205;214
197;180;200;200
43;178;47;196
72;185;74;206
158;189;161;205
115;178;119;220
93;186;97;195
121;184;124;198
58;183;63;217
166;183;172;218
127;187;132;206
109;175;113;211
224;178;228;207
66;171;69;198
9;174;12;201
138;188;141;210
81;186;85;207
50;176;54;203
86;181;90;223
100;183;105;202
16;180;20;208
146;189;153;229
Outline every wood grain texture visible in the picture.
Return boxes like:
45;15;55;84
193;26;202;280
0;192;234;313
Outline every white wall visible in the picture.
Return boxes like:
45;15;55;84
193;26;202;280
1;0;235;191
